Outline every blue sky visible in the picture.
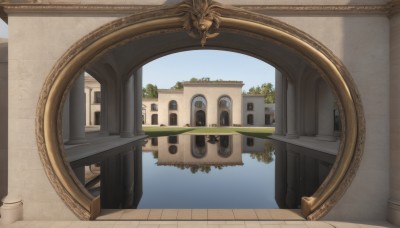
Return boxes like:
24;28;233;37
143;50;275;92
0;20;7;38
0;22;275;91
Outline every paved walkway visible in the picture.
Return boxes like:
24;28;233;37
1;220;396;228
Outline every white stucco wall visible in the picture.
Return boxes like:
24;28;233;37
243;95;265;126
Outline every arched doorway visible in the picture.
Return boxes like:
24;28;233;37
169;113;178;126
36;1;364;221
218;96;232;126
192;95;207;126
220;111;229;126
195;110;206;126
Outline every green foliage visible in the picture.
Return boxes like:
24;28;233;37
143;83;158;98
246;82;275;104
171;81;183;90
249;141;275;164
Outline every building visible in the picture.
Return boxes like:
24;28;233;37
141;81;274;127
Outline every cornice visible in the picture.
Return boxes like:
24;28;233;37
388;0;400;17
0;3;391;17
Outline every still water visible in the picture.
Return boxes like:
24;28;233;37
84;134;335;210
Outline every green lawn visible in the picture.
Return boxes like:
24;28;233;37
143;126;275;138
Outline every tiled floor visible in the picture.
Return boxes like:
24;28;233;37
1;220;396;228
97;209;305;221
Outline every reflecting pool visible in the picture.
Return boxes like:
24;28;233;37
81;134;335;210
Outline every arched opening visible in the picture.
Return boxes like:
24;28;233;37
195;110;206;127
36;2;364;221
169;113;178;126
218;96;232;126
169;100;178;110
151;114;158;125
192;135;207;159
192;95;207;126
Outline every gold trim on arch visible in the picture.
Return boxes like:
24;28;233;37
35;2;365;221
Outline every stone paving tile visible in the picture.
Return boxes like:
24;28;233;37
269;209;304;220
305;221;334;228
207;209;235;220
120;209;150;220
148;210;163;220
140;221;177;225
192;209;208;220
159;225;178;228
233;209;258;220
254;209;272;220
113;224;140;228
244;221;262;228
98;209;124;220
177;209;192;220
220;224;246;228
161;209;179;220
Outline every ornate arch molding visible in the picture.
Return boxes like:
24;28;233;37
36;1;365;221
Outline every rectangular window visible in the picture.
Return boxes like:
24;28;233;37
94;91;101;104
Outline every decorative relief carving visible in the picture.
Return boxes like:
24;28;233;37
176;0;222;46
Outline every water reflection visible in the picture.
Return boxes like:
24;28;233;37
77;134;335;209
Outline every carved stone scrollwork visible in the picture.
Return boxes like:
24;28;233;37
176;0;222;47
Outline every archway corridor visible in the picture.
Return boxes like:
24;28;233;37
34;0;364;222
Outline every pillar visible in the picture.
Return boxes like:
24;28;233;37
121;75;135;138
316;80;336;141
389;1;400;225
100;83;109;135
286;80;298;139
66;73;87;145
134;68;144;135
274;70;284;135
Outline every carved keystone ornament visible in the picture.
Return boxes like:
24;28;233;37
177;0;222;46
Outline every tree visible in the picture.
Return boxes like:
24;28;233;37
171;81;183;90
247;82;275;104
142;83;158;98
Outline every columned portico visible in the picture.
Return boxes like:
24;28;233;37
286;80;298;139
66;73;87;145
121;75;135;138
316;80;336;142
100;83;109;135
274;70;284;136
389;2;400;225
134;68;144;135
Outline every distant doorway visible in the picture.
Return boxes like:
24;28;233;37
94;112;101;125
220;111;230;126
195;110;206;126
169;113;178;126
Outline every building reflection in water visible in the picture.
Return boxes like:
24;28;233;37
75;134;335;209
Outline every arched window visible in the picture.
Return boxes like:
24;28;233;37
192;95;207;126
218;96;232;126
151;114;158;125
151;103;158;111
169;113;178;126
169;100;178;110
247;103;254;111
247;114;254;125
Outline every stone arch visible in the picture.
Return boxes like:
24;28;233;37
36;2;365;221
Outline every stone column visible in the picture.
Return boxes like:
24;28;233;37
66;73;87;144
286;80;298;139
274;70;284;135
389;2;400;225
100;83;109;135
316;80;336;141
121;75;135;138
134;68;144;135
